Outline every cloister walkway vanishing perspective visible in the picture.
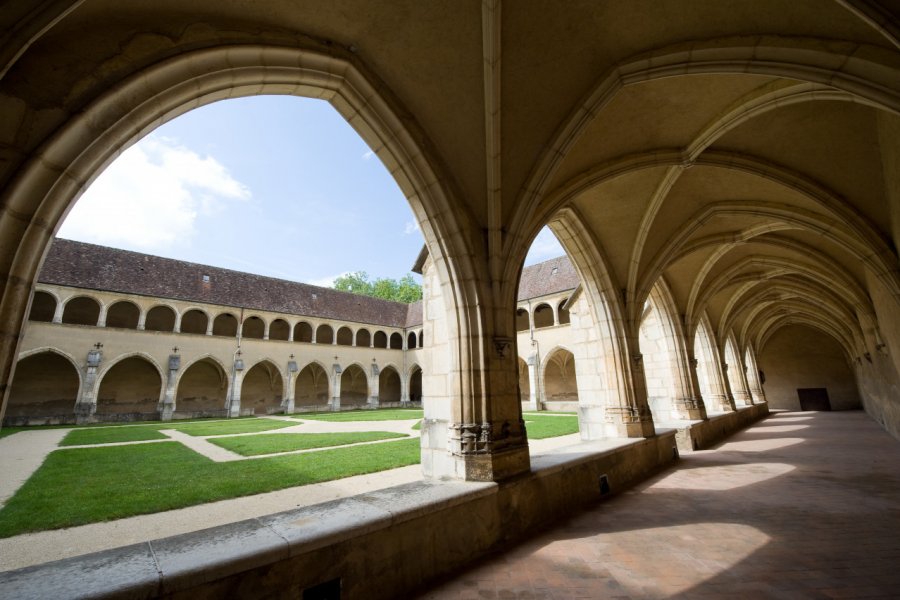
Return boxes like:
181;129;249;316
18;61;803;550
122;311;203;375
418;410;900;598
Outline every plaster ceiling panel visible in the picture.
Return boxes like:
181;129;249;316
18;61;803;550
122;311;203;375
499;0;891;221
661;247;719;309
545;75;775;193
6;0;489;220
570;167;668;289
639;164;836;277
755;230;869;290
711;101;889;239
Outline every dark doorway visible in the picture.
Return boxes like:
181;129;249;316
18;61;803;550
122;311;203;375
797;388;831;411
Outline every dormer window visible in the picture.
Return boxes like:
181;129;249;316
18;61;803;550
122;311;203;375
551;267;559;275
202;274;210;283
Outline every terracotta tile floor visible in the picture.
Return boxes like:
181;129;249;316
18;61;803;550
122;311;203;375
416;411;900;599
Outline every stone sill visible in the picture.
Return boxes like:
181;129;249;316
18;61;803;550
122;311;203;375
1;433;680;600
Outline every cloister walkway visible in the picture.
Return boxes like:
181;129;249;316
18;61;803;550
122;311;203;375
418;411;900;599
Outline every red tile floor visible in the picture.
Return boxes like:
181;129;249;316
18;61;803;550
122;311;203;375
416;411;900;599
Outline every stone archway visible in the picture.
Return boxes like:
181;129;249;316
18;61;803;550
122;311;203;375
96;356;162;417
176;358;228;416
542;348;578;406
28;292;56;323
241;360;283;415
5;350;80;424
294;362;329;409
62;297;100;326
379;366;402;404
340;364;368;406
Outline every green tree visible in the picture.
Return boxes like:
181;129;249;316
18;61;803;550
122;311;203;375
332;271;422;303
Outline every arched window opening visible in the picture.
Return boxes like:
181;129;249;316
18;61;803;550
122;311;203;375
175;358;227;417
212;313;238;337
379;366;402;404
294;322;313;343
373;331;388;348
558;298;571;325
407;332;417;349
543;349;577;406
725;336;748;407
62;297;100;326
418;330;424;348
389;332;403;349
316;324;334;344
181;309;209;335
28;292;56;323
533;303;554;329
96;357;161;417
340;364;368;406
336;326;353;346
242;361;283;415
408;366;423;403
518;357;530;403
515;308;530;332
294;363;329;409
145;305;176;332
269;319;290;341
356;329;371;347
242;316;265;339
5;352;79;422
106;301;140;329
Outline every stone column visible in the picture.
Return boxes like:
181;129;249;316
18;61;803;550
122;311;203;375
400;371;410;406
137;312;146;331
74;347;103;424
745;349;767;404
330;362;342;411
225;356;245;417
262;322;270;341
369;362;380;407
205;319;213;336
418;255;530;482
159;353;179;421
52;301;63;324
283;359;298;414
97;305;108;327
173;312;182;333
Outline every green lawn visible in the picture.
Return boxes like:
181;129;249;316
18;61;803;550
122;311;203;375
209;431;408;456
170;419;296;437
58;418;297;445
295;408;424;422
524;414;580;439
0;437;421;538
61;427;169;446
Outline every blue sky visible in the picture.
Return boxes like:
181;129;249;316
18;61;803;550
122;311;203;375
59;96;563;287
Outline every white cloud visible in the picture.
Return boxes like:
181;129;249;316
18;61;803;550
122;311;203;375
58;136;250;251
362;149;375;161
403;220;420;235
524;226;566;266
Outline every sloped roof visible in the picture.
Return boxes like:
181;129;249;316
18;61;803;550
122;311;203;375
517;256;580;301
40;239;422;328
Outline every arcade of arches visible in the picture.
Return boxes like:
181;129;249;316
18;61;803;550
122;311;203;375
0;2;899;597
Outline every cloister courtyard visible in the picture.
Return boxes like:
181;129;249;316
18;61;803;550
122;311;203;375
0;409;581;571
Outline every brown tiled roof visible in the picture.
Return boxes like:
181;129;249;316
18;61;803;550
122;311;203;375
40;239;419;328
517;256;579;301
405;301;423;328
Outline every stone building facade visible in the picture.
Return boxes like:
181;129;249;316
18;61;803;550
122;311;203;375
5;239;424;425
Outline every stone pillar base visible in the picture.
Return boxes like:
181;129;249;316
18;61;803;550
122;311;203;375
674;398;707;421
74;402;95;425
457;445;531;482
159;404;174;421
617;419;656;438
421;419;531;481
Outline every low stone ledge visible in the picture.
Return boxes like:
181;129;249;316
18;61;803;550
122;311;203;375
0;436;680;599
677;402;770;451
